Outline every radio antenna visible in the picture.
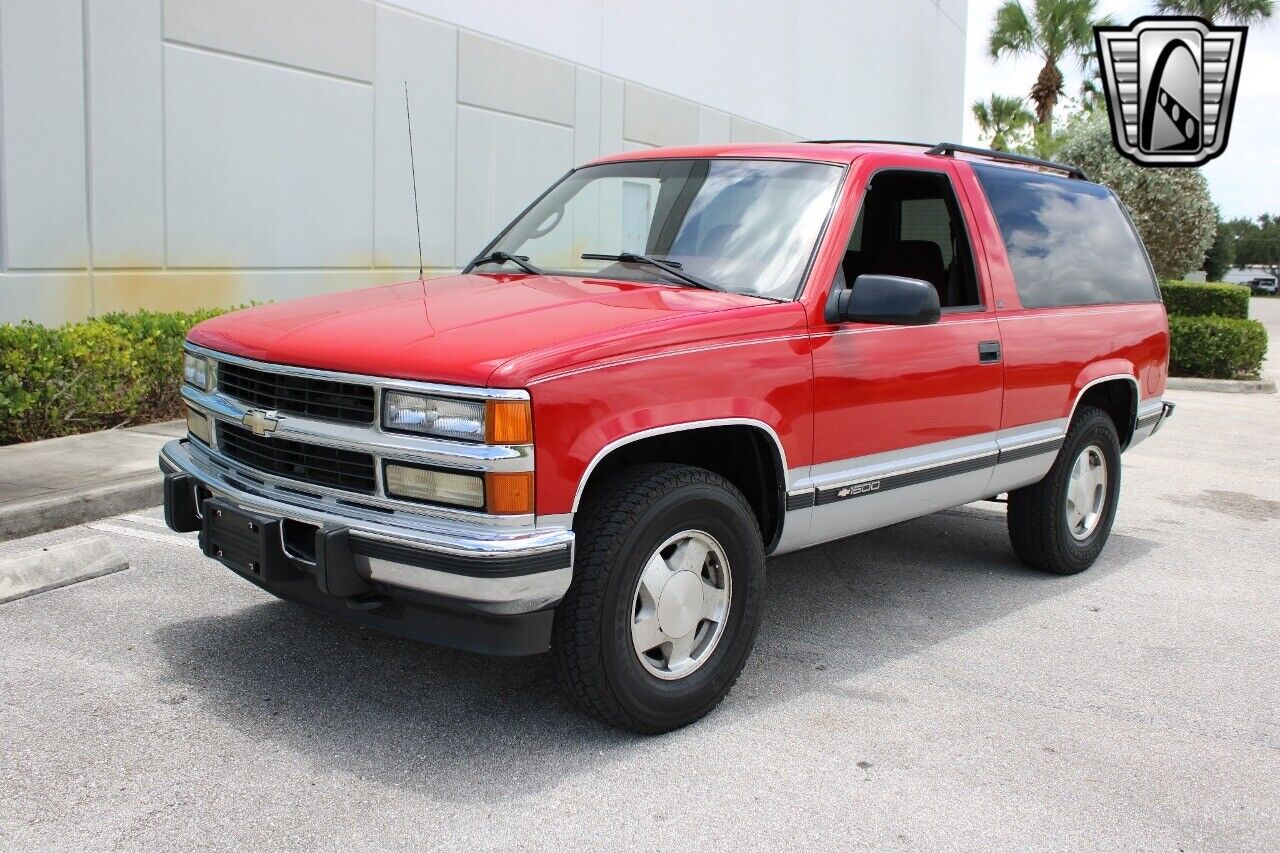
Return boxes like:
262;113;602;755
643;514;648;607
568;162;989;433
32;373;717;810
404;81;424;279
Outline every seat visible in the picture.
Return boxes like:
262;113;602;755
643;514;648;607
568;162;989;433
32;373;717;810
865;240;947;305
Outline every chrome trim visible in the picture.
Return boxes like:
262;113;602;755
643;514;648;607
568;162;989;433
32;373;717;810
778;419;1073;554
181;342;537;526
1128;396;1169;448
570;418;789;512
185;342;530;401
182;384;534;473
1067;373;1141;436
813;446;1000;494
357;557;569;614
162;439;573;613
182;431;534;528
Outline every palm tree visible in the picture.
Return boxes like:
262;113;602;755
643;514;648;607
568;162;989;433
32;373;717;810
987;0;1114;133
972;94;1036;150
1154;0;1274;23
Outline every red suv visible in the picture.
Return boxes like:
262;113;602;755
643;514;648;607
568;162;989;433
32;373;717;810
163;141;1174;732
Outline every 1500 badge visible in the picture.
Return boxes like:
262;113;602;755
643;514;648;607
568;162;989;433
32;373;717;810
838;480;882;499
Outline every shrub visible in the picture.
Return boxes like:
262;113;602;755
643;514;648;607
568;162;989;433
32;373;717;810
1159;280;1251;319
1167;315;1268;380
1202;218;1235;282
1057;115;1216;280
0;307;234;445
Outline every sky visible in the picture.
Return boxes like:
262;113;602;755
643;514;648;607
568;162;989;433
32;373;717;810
963;0;1280;220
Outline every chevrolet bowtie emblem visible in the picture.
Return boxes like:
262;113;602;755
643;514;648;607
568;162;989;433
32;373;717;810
241;408;280;437
1095;16;1247;167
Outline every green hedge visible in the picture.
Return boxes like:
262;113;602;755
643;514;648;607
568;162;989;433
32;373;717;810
0;308;234;445
1168;315;1268;380
1159;280;1251;319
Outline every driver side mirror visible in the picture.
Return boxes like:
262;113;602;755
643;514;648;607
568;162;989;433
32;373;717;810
828;274;941;326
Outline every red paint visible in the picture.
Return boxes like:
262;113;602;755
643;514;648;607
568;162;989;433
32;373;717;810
188;143;1170;517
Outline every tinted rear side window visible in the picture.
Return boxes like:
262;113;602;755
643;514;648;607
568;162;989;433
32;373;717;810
972;163;1157;308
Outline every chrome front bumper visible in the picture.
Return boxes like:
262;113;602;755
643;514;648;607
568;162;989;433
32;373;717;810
160;438;574;619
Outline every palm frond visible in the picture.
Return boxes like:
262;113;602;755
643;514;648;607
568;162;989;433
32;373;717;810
988;0;1036;59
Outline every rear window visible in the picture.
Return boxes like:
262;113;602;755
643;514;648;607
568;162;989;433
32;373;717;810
972;163;1158;308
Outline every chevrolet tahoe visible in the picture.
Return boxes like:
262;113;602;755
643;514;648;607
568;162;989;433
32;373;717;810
162;141;1174;733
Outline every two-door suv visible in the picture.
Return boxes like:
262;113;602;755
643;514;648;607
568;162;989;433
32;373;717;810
162;141;1174;732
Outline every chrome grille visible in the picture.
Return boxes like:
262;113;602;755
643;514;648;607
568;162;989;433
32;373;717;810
218;361;376;424
217;423;376;494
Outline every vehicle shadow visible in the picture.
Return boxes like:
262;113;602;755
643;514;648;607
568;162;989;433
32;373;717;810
151;503;1155;802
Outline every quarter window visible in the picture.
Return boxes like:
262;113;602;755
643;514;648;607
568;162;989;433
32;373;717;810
972;163;1158;308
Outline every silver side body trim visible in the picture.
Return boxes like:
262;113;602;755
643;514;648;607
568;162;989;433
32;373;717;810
776;387;1165;555
775;424;1042;555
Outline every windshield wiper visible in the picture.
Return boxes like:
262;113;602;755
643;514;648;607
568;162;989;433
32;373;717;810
470;251;545;275
581;252;720;292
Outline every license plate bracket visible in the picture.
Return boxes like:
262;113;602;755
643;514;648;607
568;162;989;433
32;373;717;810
200;498;300;582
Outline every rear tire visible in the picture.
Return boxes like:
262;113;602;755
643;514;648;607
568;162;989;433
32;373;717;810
1007;405;1121;575
551;464;765;733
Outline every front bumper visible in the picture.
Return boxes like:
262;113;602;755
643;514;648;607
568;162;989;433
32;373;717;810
160;438;574;655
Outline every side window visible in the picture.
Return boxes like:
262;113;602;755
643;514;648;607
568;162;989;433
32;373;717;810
971;163;1159;308
841;170;982;310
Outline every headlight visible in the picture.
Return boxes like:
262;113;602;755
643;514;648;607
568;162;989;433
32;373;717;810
382;392;533;444
183;353;211;390
383;391;485;441
384;463;485;508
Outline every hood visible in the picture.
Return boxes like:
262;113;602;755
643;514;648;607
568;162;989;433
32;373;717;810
188;273;791;387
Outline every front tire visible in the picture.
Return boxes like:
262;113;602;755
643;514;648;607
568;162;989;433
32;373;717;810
1007;405;1122;575
551;464;765;733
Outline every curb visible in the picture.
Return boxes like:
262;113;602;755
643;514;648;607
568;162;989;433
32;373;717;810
0;536;129;604
0;474;163;542
1166;376;1277;394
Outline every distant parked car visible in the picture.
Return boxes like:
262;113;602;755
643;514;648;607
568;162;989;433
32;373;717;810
1249;277;1278;295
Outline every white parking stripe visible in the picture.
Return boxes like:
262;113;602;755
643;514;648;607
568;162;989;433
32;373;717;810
88;522;200;549
121;514;171;529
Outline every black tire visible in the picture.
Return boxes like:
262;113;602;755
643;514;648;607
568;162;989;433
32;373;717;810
1007;405;1122;575
551;463;765;733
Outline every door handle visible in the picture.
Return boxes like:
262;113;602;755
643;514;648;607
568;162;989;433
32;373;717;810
978;340;1001;364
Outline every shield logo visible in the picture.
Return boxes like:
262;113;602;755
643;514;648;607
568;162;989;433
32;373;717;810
1094;16;1247;166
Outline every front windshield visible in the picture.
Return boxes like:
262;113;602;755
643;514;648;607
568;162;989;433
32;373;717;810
477;158;844;300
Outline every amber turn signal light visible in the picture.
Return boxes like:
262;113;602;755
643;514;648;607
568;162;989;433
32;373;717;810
485;400;533;444
485;471;534;515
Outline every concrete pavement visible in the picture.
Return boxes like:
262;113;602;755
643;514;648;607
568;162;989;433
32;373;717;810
0;421;183;541
1;386;1277;851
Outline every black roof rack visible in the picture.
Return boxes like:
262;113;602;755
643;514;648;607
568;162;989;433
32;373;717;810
805;139;1090;181
925;142;1090;181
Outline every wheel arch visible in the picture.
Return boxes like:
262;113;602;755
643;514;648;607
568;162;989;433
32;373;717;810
571;419;789;552
1068;372;1140;449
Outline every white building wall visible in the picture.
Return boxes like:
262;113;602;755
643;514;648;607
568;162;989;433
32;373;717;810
0;0;967;326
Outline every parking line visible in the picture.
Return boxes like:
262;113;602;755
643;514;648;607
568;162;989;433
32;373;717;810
121;514;172;529
88;522;200;549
